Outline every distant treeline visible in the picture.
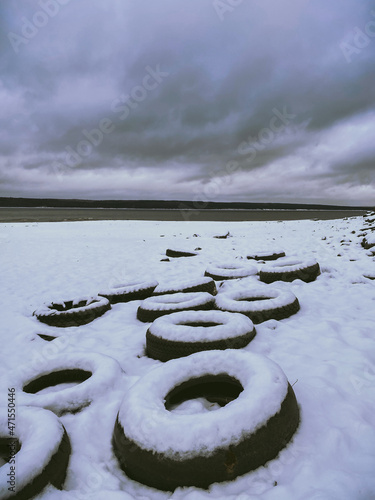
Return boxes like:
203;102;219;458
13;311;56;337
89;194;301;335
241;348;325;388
0;197;372;211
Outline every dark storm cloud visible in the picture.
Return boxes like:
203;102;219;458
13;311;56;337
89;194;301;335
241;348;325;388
0;0;374;204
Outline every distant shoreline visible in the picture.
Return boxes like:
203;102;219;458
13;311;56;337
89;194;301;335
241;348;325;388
0;197;372;211
0;206;369;211
0;207;368;223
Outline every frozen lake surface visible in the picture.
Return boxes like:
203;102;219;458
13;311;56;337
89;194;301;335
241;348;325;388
0;207;367;222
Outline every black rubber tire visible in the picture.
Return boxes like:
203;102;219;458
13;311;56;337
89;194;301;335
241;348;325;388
166;249;197;257
204;263;257;281
137;292;215;323
112;350;300;491
259;259;320;284
361;237;375;250
16;352;123;416
215;288;300;324
246;251;286;261
37;333;57;342
33;296;111;327
98;280;158;304
153;277;216;296
146;310;256;361
0;407;71;500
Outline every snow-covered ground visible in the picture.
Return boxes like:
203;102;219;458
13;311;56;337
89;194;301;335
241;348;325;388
0;213;375;500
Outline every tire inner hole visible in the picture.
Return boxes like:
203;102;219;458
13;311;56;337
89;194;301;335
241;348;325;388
0;439;20;467
164;374;243;414
23;369;92;394
237;297;270;302
275;262;299;268
50;300;89;311
160;299;188;305
179;322;222;327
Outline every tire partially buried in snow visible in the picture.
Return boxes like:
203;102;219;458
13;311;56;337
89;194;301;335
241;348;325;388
0;406;71;500
215;287;300;324
33;296;111;327
259;258;320;283
205;263;258;281
166;248;198;258
146;310;256;361
137;292;215;323
153;276;216;296
15;352;123;416
112;349;300;491
246;250;286;261
98;279;158;304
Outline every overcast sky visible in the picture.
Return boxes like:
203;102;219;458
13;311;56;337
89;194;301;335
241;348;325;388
0;0;374;205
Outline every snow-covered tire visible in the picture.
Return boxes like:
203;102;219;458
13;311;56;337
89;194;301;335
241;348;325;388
33;296;111;327
153;277;216;296
112;350;299;491
215;288;300;324
204;263;258;281
246;250;285;261
137;292;215;323
37;333;57;342
259;258;320;283
15;352;123;416
98;280;158;304
361;237;375;250
146;310;256;361
0;407;71;499
166;249;197;258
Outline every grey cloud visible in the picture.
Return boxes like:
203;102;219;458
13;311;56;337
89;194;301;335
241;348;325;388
0;0;374;204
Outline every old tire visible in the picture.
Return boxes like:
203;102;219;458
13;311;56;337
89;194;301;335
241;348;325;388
246;250;286;261
15;352;123;416
205;263;257;281
112;350;300;491
153;277;216;296
33;296;111;327
98;279;158;304
166;249;198;258
215;287;300;323
259;258;320;283
146;310;256;361
0;407;71;500
136;292;215;323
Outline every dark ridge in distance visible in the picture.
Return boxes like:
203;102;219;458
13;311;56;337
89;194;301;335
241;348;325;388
0;197;373;211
